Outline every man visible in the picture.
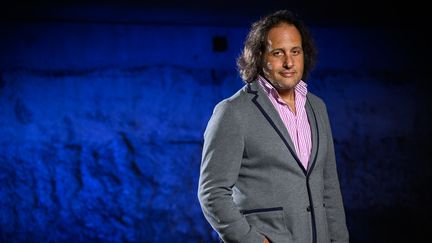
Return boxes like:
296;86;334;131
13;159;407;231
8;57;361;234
198;10;349;243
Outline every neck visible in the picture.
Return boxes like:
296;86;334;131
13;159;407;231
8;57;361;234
277;88;295;103
278;88;296;114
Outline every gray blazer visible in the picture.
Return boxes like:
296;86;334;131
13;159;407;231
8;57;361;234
198;81;349;243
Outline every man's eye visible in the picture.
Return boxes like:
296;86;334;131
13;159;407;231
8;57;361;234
292;49;302;55
273;51;283;56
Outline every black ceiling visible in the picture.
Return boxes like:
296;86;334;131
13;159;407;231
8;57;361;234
0;0;427;27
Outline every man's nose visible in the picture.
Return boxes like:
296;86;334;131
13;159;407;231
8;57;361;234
283;55;294;68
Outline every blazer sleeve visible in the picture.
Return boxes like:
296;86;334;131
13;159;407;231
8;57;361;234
321;103;350;243
197;100;265;243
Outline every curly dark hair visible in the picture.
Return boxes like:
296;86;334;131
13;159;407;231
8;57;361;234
236;10;317;83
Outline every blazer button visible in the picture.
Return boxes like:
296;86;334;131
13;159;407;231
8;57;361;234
306;206;311;212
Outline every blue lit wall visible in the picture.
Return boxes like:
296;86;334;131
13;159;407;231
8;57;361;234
1;5;430;243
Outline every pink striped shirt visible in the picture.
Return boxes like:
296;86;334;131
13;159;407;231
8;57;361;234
258;76;312;170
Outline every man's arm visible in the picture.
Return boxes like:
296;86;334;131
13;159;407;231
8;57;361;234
198;100;265;243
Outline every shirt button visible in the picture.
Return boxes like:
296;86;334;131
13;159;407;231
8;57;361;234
306;206;311;212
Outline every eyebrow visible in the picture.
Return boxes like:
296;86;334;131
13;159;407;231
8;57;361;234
271;48;284;52
269;46;302;53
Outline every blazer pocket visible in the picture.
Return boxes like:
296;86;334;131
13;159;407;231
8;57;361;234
241;207;289;234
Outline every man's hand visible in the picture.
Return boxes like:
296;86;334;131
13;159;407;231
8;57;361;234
263;237;270;243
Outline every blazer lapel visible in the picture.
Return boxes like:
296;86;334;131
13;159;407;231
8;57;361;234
247;81;305;173
305;96;319;174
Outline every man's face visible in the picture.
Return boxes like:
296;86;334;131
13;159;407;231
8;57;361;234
262;23;304;91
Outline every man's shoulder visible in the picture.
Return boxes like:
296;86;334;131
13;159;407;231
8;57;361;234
306;92;327;111
215;84;250;108
208;85;250;122
307;92;326;108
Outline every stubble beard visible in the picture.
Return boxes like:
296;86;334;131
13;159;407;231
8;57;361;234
268;76;299;91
